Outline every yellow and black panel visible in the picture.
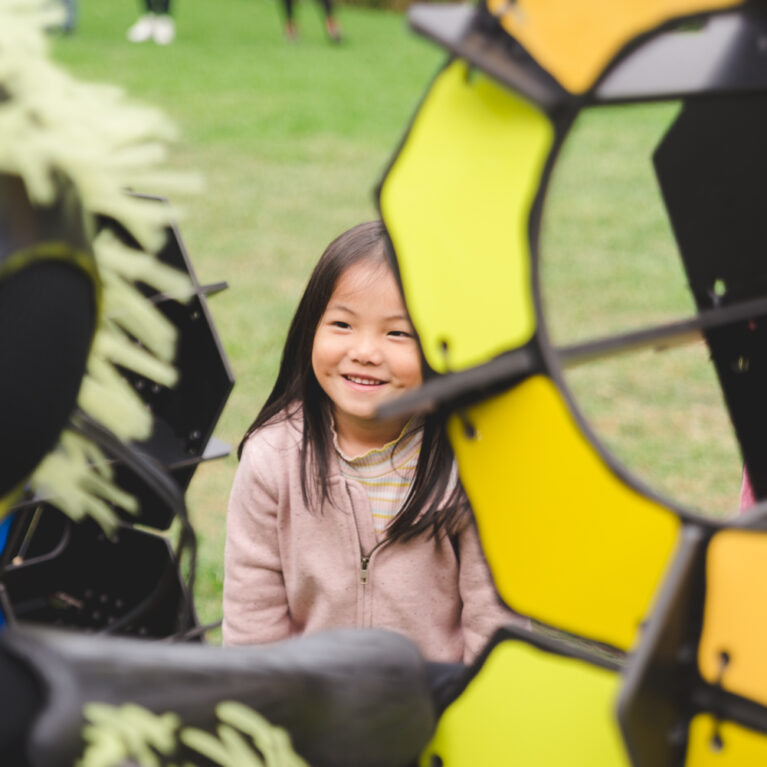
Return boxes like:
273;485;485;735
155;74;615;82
448;375;680;651
698;529;767;708
0;174;98;515
483;0;743;95
617;526;710;767
379;59;554;374
686;716;767;765
421;626;629;767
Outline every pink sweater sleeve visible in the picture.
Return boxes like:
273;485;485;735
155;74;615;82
457;521;529;664
222;437;293;646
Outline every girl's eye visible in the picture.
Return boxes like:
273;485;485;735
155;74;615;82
331;321;351;329
388;330;413;338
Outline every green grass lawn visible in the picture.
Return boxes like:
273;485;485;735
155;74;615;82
52;0;744;639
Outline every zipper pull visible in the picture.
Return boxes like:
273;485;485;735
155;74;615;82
360;555;371;585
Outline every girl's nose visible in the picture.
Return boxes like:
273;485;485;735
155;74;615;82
350;336;383;365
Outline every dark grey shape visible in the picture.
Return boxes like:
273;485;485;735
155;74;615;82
0;626;436;767
596;9;767;103
617;526;708;767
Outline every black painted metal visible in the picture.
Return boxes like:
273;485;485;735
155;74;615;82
654;94;767;500
377;342;541;420
618;527;708;767
97;201;234;529
1;508;191;638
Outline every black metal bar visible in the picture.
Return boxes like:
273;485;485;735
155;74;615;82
377;294;767;420
558;293;767;367
377;344;540;420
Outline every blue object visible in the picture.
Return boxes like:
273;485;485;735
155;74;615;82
0;515;12;629
0;515;11;554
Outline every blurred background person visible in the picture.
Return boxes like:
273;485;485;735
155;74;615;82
281;0;342;43
60;0;77;33
127;0;175;45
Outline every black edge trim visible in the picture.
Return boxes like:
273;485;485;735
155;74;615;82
376;342;541;421
441;622;622;718
407;3;571;114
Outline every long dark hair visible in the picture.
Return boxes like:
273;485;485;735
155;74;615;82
239;221;469;543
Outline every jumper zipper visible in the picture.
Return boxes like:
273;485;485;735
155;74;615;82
360;539;386;585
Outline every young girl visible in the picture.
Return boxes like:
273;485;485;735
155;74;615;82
223;221;522;663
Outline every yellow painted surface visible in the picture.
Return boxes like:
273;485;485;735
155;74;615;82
687;716;767;765
380;60;553;373
485;0;743;94
698;530;767;707
421;639;629;767
449;375;680;650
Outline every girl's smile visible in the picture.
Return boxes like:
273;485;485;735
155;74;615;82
343;374;386;387
311;259;422;450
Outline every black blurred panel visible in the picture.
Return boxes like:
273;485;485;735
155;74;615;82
0;262;95;498
618;527;708;767
120;288;233;461
0;503;69;570
654;94;767;499
111;435;230;529
96;200;233;528
7;438;230;531
2;507;190;638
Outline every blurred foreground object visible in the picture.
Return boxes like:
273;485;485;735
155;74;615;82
0;2;233;639
377;0;767;764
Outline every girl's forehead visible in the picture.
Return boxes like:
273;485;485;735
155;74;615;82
331;259;398;301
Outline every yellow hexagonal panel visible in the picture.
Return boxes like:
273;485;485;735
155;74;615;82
449;375;680;650
421;639;629;767
698;530;767;707
686;716;767;765
380;60;552;373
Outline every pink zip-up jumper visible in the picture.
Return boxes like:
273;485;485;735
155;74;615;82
223;413;524;663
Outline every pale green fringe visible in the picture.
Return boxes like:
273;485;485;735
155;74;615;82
79;701;310;767
2;1;202;531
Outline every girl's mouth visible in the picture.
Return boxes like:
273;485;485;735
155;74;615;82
343;375;385;387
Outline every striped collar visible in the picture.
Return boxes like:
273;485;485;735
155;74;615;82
332;417;424;477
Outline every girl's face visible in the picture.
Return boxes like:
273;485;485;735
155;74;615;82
311;259;423;444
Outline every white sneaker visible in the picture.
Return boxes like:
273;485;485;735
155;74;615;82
126;13;155;43
152;15;176;45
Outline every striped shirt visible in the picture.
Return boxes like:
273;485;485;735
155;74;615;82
333;419;424;539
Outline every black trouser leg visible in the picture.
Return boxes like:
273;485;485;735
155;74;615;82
148;0;171;14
